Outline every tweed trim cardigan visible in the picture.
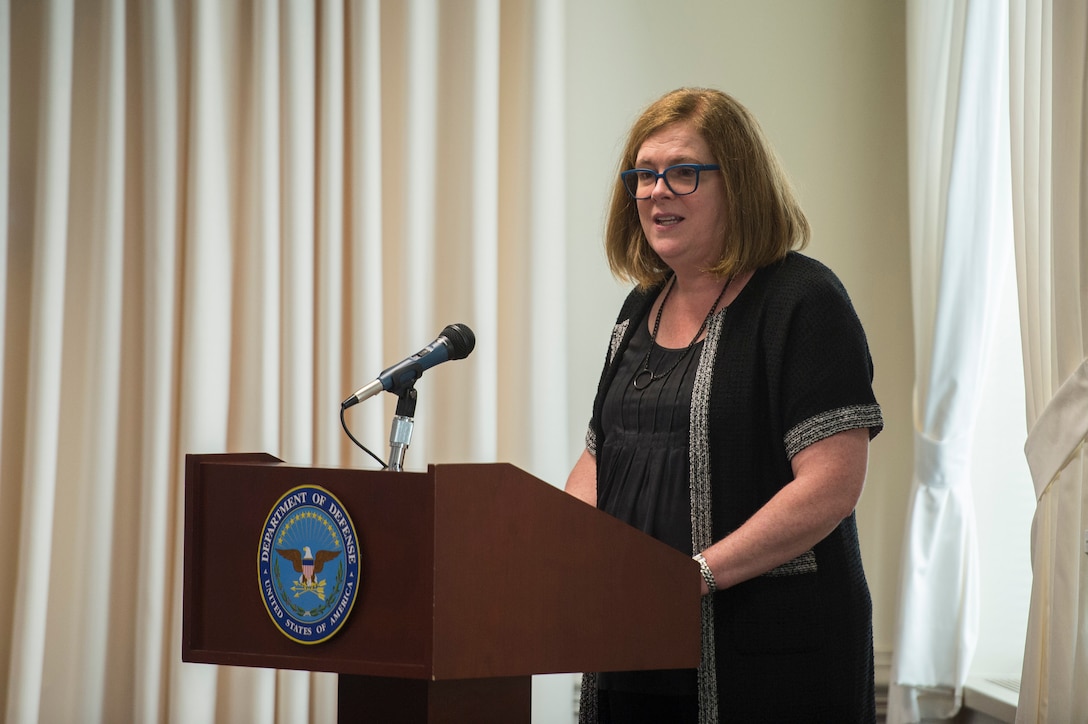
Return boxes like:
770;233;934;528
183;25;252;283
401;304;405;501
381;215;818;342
579;252;883;723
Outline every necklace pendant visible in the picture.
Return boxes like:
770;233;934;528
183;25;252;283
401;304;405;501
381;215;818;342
633;369;655;390
632;274;734;393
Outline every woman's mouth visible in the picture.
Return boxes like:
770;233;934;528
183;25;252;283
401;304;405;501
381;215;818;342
654;214;683;226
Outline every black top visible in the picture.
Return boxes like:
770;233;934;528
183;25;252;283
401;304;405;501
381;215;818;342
596;317;702;695
597;317;702;556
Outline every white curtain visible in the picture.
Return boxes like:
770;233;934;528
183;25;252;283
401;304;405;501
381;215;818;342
0;1;569;722
889;1;1013;721
1009;0;1088;720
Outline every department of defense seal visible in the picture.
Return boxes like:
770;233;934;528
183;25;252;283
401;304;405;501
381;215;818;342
257;485;360;644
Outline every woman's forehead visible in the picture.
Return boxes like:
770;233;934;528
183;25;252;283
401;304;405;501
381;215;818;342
636;121;710;162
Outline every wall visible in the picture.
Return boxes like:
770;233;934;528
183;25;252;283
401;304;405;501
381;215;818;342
563;0;914;702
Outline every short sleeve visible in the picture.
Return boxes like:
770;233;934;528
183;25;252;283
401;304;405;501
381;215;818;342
777;274;883;460
585;424;598;456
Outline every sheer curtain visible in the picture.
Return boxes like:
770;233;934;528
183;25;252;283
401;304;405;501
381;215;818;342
1009;0;1088;720
889;1;1013;721
0;1;568;722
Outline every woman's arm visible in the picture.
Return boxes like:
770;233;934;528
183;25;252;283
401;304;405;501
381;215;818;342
696;427;870;594
564;448;598;507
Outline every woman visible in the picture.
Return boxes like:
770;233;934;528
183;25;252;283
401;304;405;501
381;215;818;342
566;88;883;723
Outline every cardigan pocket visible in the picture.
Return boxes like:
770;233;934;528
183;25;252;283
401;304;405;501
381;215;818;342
726;569;822;655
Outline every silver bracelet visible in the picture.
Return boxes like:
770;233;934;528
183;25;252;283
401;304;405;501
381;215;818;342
693;552;717;593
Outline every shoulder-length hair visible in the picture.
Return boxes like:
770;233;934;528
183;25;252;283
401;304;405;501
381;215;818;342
605;88;810;289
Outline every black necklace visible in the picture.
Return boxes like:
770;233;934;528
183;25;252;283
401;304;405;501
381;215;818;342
632;275;734;390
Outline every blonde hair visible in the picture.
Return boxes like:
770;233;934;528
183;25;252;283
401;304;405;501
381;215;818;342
605;88;810;288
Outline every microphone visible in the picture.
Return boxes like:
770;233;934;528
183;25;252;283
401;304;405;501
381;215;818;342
341;323;476;410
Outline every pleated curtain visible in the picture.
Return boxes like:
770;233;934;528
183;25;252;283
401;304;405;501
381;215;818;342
894;1;1088;720
0;1;568;722
1010;0;1088;720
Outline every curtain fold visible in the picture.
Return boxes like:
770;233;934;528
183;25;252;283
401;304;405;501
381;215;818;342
57;1;127;721
0;0;8;709
524;0;565;479
169;1;236;721
6;1;76;722
889;1;1013;721
132;1;184;721
0;1;568;721
1010;1;1088;720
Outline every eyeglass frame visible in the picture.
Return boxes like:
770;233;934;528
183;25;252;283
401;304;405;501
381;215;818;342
619;163;722;200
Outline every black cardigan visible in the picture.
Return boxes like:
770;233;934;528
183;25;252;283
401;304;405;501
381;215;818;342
583;252;883;723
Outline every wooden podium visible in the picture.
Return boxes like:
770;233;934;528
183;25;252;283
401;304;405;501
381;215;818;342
183;453;700;723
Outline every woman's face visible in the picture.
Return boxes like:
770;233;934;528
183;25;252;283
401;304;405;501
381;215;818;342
633;120;727;276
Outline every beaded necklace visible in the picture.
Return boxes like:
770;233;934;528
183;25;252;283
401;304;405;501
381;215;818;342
632;274;734;390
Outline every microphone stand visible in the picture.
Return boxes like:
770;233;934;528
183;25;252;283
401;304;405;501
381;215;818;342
387;385;417;472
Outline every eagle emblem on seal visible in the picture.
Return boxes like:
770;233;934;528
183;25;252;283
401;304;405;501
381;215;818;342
276;545;342;600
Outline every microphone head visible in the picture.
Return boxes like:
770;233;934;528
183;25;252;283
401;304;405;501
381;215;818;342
440;323;475;360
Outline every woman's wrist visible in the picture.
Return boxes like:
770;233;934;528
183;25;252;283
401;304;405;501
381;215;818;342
693;552;717;594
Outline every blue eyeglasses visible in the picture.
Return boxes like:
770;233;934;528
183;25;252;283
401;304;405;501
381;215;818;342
620;163;721;200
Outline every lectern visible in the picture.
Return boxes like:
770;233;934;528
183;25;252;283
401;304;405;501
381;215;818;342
183;453;700;723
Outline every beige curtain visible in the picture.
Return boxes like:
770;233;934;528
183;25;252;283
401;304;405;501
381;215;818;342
0;1;568;722
1009;0;1088;721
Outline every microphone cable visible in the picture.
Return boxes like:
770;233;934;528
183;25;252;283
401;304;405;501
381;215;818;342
339;405;388;469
